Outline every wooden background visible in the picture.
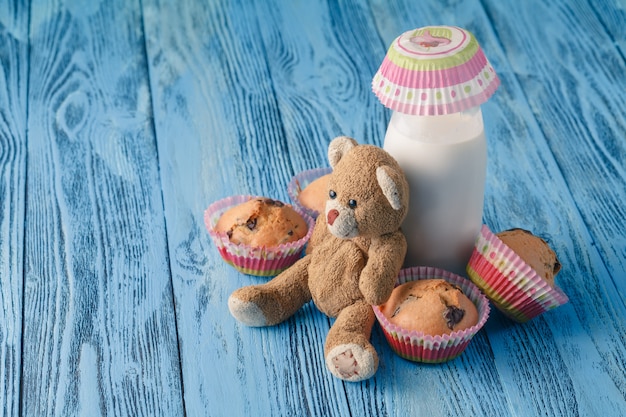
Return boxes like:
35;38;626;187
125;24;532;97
1;0;625;416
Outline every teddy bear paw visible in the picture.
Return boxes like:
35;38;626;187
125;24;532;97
326;343;377;382
228;294;267;327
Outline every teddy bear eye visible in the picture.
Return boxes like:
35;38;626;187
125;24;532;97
329;190;337;199
348;199;357;209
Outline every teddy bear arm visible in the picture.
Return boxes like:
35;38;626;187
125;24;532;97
359;231;407;306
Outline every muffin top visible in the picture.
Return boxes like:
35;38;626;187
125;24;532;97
496;228;561;287
215;198;308;247
379;279;479;335
298;174;331;214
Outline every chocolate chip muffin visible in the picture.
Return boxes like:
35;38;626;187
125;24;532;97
297;173;331;214
496;228;561;287
379;279;479;335
215;198;308;247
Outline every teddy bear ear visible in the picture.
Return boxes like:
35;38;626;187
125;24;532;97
376;166;404;211
328;136;358;168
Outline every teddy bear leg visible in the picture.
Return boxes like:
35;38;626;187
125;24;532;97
324;301;377;382
228;256;311;327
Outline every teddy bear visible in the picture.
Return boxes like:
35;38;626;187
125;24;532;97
228;136;409;381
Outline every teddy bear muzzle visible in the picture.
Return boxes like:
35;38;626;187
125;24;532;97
325;202;359;239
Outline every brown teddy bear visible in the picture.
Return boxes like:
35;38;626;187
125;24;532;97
228;136;409;381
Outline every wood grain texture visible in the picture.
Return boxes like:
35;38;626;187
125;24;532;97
483;0;626;285
374;1;626;414
143;1;353;415
2;0;624;416
23;0;183;415
477;1;626;415
0;1;28;416
590;0;626;57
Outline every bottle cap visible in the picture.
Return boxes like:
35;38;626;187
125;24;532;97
372;26;500;115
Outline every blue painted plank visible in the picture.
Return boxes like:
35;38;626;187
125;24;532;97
483;0;626;287
478;0;626;414
369;0;626;415
22;0;183;415
0;1;28;416
373;0;625;414
143;0;355;415
589;0;626;57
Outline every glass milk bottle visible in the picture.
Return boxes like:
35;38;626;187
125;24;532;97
372;26;500;275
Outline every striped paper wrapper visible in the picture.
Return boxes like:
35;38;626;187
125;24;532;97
372;26;500;115
466;224;569;323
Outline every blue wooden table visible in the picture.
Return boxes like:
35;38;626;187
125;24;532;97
1;0;625;416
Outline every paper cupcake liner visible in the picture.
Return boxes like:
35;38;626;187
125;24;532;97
373;266;490;363
204;195;315;277
372;26;500;115
466;224;569;323
287;167;332;219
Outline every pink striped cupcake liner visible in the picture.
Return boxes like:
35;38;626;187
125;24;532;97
372;26;500;116
204;195;314;277
287;167;332;220
373;266;490;363
466;224;569;323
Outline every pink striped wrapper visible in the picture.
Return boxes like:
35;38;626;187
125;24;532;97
466;224;569;323
373;266;490;363
204;195;314;277
287;167;332;220
372;26;499;115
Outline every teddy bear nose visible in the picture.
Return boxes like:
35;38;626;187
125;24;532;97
327;209;340;226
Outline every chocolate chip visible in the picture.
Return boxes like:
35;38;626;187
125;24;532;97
554;258;562;274
246;218;257;230
262;198;284;207
443;306;465;330
503;227;533;235
447;284;462;293
392;294;420;318
287;230;294;236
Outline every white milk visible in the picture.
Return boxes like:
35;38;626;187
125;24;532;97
383;107;486;275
